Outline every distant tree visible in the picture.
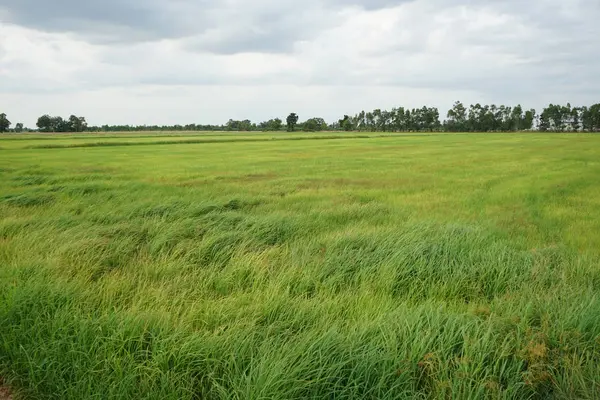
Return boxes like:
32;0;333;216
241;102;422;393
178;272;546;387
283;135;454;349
68;115;88;132
337;115;353;131
523;109;536;130
303;119;315;132
467;104;484;131
421;106;441;131
79;117;88;132
53;117;71;132
538;106;552;132
379;109;393;132
226;119;236;131
510;105;524;131
404;109;412;131
15;123;24;133
446;101;467;132
539;104;571;132
498;105;512;131
372;109;383;131
259;118;283;131
391;107;403;131
365;112;375;131
489;105;501;131
591;104;600;131
37;115;53;132
239;119;252;131
581;104;600;132
273;118;283;131
0;113;10;133
355;111;366;131
590;104;600;131
226;119;254;131
286;113;299;132
570;107;581;132
303;117;327;132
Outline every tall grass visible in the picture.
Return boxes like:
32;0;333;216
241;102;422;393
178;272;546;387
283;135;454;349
1;133;600;399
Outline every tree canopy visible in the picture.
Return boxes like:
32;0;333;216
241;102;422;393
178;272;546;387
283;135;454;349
36;115;87;132
286;113;299;132
0;113;10;133
2;102;600;134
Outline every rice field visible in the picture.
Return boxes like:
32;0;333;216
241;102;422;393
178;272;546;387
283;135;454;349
1;132;600;399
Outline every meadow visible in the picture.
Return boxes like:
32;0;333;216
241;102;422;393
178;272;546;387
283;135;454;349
1;132;600;399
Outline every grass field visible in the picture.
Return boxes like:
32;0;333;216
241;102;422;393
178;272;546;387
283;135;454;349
1;132;600;399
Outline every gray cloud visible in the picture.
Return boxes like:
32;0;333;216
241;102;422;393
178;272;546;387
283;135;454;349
1;0;599;126
0;0;410;47
0;0;171;41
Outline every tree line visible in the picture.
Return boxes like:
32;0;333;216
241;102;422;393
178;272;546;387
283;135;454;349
1;102;600;133
0;114;88;133
36;115;88;132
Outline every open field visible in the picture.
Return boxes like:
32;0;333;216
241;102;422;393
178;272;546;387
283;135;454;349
1;132;600;399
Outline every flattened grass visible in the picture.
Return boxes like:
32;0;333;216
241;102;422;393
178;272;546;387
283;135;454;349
1;132;600;399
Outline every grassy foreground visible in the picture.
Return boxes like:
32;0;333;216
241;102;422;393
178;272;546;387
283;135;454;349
1;132;600;399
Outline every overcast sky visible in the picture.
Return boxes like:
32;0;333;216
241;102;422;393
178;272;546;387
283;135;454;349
0;0;598;126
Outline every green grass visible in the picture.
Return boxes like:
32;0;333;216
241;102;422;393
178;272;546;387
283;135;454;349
1;132;600;399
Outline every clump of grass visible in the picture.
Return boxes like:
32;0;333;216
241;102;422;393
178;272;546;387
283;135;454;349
2;193;55;207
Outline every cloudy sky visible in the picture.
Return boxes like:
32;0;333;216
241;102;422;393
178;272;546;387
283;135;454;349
0;0;598;127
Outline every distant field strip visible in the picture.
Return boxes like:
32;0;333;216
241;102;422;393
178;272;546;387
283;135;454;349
22;134;380;149
0;132;470;150
2;133;372;149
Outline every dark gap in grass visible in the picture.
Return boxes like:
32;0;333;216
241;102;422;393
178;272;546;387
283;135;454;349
23;134;390;149
10;175;49;186
1;193;55;208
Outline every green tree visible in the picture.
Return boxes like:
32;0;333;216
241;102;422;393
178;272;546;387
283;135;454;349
239;120;252;131
226;119;237;131
391;107;404;131
52;117;70;132
365;112;375;131
37;115;53;132
410;108;423;131
286;113;299;132
259;118;283;131
467;104;485;132
0;113;10;133
510;105;524;131
489;105;502;131
379;110;393;132
446;101;467;132
271;118;283;131
372;109;382;131
405;109;412;131
523;109;536;130
581;104;600;132
538;112;549;131
338;115;353;131
570;107;581;132
15;123;24;133
68;115;88;132
356;111;366;131
303;117;327;132
226;119;254;131
422;107;441;131
499;105;512;131
540;104;569;132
